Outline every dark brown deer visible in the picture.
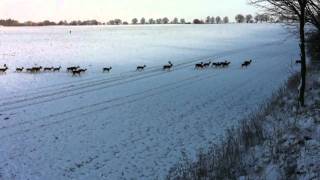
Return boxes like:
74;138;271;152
26;68;33;73
32;66;42;72
221;61;231;67
136;65;146;71
44;67;54;71
67;66;80;72
0;67;8;73
212;62;222;68
53;66;62;72
195;62;204;69
72;69;82;76
203;61;211;68
242;60;252;68
16;67;24;72
103;67;112;73
79;68;87;73
163;61;173;71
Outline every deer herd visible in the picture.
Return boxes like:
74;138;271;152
0;59;254;76
195;60;233;69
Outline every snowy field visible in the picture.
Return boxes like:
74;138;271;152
0;24;299;179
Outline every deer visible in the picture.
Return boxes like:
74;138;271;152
53;66;62;72
242;60;252;68
163;61;173;71
79;68;87;73
43;67;54;71
195;62;204;69
245;59;252;64
67;66;80;72
203;61;211;68
103;67;112;73
16;67;24;72
26;68;33;73
136;65;147;71
31;66;42;73
221;61;231;67
0;66;8;73
212;62;222;68
72;69;82;76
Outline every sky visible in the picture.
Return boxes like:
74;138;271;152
0;0;257;22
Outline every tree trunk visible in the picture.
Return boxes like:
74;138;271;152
299;5;307;107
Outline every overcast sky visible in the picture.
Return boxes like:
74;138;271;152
0;0;257;22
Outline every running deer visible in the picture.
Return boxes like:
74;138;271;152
32;66;42;72
103;67;112;73
221;61;231;67
79;68;87;73
53;66;62;72
203;61;211;68
242;60;252;68
136;65;146;71
26;68;33;73
72;69;82;76
0;66;8;73
195;62;204;69
16;67;24;72
44;67;54;71
67;66;80;72
163;61;173;71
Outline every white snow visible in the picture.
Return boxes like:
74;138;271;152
0;24;300;179
236;69;320;180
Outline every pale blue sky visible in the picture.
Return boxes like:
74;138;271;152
0;0;257;22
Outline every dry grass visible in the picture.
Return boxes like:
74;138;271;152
307;31;320;64
167;72;301;180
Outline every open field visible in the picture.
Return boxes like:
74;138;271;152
0;24;299;179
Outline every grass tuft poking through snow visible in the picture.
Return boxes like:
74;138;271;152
167;68;320;180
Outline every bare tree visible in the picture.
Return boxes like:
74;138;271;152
132;18;138;24
235;14;245;23
140;17;146;24
206;16;211;24
114;19;122;25
223;16;229;23
172;17;179;24
148;18;155;24
107;20;115;25
156;18;162;24
162;17;170;24
250;0;310;106
246;14;253;23
193;19;203;24
306;0;320;30
210;16;215;24
216;16;222;24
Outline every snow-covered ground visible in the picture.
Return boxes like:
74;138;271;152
237;69;320;180
0;24;299;179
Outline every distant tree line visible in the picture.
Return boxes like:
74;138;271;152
0;14;296;26
234;13;297;23
0;19;102;26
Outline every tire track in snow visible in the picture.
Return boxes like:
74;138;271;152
0;72;218;139
0;51;289;140
0;56;212;103
0;57;215;112
50;52;293;178
0;45;286;113
0;39;287;105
